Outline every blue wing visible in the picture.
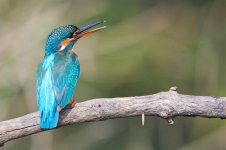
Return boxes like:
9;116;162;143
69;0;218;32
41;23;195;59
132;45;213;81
37;54;59;129
36;52;80;129
52;52;80;109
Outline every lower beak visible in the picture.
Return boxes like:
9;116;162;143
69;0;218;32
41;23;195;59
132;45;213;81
74;21;106;39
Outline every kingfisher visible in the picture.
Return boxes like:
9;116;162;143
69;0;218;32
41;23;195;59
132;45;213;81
37;21;106;129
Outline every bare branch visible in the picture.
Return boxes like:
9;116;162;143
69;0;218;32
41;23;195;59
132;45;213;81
0;87;226;146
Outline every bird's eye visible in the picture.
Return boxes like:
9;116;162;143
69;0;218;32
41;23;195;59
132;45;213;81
69;34;73;38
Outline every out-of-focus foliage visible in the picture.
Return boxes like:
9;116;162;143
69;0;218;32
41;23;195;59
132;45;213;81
0;0;226;150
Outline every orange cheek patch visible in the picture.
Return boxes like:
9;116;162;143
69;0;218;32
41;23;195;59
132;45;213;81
61;38;72;47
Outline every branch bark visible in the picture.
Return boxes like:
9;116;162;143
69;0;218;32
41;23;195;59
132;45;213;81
0;87;226;146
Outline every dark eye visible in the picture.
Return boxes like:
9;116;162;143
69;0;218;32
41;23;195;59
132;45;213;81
69;33;73;38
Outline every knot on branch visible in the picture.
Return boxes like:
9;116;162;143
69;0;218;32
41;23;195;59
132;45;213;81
169;86;178;92
160;111;169;118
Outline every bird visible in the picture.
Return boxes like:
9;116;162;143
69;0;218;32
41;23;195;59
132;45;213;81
36;21;106;129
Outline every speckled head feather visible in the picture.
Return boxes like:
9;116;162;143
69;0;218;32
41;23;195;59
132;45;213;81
45;25;78;55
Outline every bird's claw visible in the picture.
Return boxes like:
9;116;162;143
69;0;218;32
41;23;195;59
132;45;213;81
70;99;76;107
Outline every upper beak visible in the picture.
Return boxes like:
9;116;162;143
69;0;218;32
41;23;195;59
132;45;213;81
74;21;106;40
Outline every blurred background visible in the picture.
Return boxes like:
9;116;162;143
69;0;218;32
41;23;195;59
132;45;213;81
0;0;226;149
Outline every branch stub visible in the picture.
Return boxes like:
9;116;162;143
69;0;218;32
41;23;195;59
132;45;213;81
169;86;178;92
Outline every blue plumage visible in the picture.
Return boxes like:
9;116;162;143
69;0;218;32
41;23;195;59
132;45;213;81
37;21;105;129
37;55;59;129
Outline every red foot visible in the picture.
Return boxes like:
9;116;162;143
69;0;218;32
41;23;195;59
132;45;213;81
70;99;76;107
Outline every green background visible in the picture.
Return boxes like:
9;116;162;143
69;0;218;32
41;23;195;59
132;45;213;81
0;0;226;149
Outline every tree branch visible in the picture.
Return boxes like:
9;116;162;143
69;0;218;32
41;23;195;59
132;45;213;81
0;87;226;146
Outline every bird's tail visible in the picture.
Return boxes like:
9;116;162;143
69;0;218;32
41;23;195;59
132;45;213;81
40;108;59;129
37;59;60;129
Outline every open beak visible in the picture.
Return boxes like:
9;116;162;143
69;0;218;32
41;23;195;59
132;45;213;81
74;20;106;40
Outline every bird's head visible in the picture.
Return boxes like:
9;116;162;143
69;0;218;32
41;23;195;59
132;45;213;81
44;21;106;56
